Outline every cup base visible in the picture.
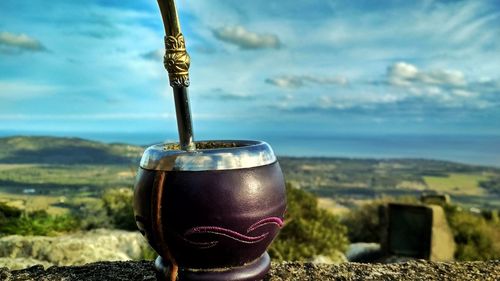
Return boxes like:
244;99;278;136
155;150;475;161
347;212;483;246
155;252;271;281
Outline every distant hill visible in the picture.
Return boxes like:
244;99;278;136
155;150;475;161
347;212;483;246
0;136;144;165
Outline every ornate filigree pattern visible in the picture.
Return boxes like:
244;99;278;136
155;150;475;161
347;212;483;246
164;33;190;87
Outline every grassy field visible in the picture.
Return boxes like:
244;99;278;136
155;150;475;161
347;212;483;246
1;192;65;215
0;164;135;195
423;173;489;196
0;164;38;171
316;197;350;216
0;190;102;216
0;164;134;216
0;137;142;216
281;156;500;210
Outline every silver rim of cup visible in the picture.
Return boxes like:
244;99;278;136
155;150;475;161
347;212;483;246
139;140;277;171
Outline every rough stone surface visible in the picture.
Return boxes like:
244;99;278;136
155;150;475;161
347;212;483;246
0;260;498;281
0;229;149;270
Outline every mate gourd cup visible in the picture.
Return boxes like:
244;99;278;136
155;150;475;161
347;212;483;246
134;140;286;280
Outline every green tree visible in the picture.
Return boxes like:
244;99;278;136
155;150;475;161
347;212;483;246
269;183;349;261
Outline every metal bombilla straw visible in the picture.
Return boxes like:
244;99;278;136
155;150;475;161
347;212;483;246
157;0;195;151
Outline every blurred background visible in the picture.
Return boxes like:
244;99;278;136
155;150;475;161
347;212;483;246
0;0;499;270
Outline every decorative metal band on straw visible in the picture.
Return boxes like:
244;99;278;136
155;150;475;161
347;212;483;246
164;33;190;88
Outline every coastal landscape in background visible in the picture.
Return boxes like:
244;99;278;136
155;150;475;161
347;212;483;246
1;0;500;270
0;136;499;268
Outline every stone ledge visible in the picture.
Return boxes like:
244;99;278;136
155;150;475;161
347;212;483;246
1;260;499;281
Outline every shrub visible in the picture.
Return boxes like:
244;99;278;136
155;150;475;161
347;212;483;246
445;205;500;261
0;205;80;236
342;201;382;243
73;199;112;230
102;188;137;231
269;183;349;261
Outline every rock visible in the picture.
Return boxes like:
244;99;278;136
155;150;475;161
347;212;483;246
0;229;149;270
346;242;382;262
267;260;499;281
0;262;156;281
346;242;381;261
310;251;347;264
0;260;498;281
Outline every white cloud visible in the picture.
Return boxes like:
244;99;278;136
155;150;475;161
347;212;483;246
388;62;466;87
451;89;475;98
0;81;57;99
265;77;302;89
278;60;498;113
212;25;281;50
208;88;256;101
266;75;348;89
0;31;46;52
383;61;500;110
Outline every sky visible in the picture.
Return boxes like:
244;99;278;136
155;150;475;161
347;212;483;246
0;0;499;140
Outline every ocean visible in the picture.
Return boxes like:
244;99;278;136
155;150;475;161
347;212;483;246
1;131;499;167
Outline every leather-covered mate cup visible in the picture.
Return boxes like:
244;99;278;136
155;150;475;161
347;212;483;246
133;140;286;281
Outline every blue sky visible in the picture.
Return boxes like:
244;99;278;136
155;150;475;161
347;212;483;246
0;0;499;140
